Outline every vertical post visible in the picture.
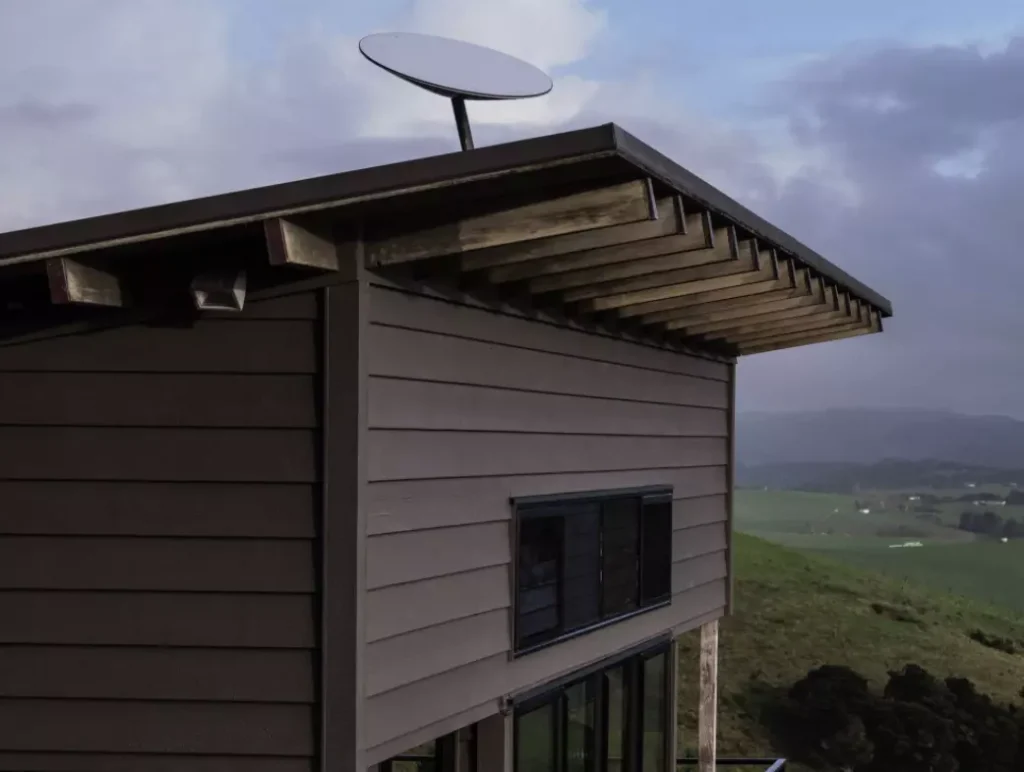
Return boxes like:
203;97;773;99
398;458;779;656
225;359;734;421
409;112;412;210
698;621;719;772
451;96;475;151
319;236;370;772
725;361;736;614
477;711;513;772
666;639;680;772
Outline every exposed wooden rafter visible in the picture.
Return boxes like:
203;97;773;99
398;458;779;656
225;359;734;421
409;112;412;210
465;195;699;277
264;217;340;271
365;178;655;267
625;259;800;322
740;310;883;355
698;281;846;340
358;177;886;356
46;257;126;308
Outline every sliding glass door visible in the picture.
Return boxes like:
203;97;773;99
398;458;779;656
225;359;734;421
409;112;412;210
514;642;671;772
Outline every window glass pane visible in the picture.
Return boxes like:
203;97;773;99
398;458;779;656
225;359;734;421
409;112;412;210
388;739;436;772
642;653;667;772
601;498;640;617
518;515;563;646
605;666;629;772
640;497;672;606
517;702;556;772
562;504;601;632
565;679;595;772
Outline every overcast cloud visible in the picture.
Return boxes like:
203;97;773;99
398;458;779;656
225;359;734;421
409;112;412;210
1;1;1022;416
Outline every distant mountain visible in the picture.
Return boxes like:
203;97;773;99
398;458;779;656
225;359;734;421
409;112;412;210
737;408;1024;468
735;458;1024;492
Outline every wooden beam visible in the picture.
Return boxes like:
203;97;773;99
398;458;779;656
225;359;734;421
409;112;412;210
620;258;796;320
700;284;850;340
528;222;731;295
728;309;865;346
466;195;693;276
669;274;824;333
699;620;719;772
264;217;340;271
668;289;823;333
486;207;714;285
576;242;768;312
46;257;126;307
559;227;746;303
733;311;873;349
626;262;802;321
366;179;653;266
741;312;882;354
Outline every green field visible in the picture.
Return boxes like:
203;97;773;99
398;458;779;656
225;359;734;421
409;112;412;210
675;534;1024;762
816;540;1024;612
735;488;1024;614
735;489;971;548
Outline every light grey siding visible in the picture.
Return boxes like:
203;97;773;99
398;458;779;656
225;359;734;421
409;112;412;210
363;284;732;763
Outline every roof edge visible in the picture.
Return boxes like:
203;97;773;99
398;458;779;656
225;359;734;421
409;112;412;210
609;124;893;317
0;124;622;265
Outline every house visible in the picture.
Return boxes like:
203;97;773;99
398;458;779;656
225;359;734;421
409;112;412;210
0;124;891;772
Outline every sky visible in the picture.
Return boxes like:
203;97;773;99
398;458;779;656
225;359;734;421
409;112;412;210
2;0;1024;416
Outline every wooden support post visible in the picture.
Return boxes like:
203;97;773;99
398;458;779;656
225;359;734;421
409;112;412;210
698;620;719;772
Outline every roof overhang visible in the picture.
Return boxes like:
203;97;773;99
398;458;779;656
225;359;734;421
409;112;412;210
0;124;890;356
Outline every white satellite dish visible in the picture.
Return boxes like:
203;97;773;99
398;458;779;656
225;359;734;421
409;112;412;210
358;32;554;151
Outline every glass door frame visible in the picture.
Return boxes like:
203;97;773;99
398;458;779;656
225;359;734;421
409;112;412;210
512;636;673;772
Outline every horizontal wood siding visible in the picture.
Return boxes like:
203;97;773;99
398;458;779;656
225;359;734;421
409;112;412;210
0;293;319;772
363;286;730;762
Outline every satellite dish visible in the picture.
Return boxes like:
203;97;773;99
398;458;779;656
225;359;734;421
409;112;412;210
358;32;553;151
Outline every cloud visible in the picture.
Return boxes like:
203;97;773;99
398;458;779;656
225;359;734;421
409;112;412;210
737;36;1024;417
0;0;613;228
3;1;1019;419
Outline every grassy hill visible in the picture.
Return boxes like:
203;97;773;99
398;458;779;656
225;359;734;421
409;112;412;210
675;534;1024;762
735;488;1024;614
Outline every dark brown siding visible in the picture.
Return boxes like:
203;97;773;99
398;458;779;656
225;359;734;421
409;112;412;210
363;284;731;763
0;293;319;772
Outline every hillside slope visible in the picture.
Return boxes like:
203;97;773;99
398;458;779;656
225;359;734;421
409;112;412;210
675;534;1024;760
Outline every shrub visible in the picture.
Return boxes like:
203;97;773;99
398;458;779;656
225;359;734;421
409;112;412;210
968;629;1017;654
767;662;1024;771
870;601;924;627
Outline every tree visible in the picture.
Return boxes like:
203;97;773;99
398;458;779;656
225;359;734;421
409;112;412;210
980;511;1002;536
779;665;875;770
766;663;1024;772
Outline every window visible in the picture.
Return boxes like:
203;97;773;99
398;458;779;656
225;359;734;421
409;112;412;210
640;652;667;772
514;642;671;772
515;487;673;653
380;732;465;772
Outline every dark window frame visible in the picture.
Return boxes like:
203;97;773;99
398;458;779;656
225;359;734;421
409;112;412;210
512;638;672;772
512;486;674;656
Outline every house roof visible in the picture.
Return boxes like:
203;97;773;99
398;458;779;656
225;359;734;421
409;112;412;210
0;123;891;356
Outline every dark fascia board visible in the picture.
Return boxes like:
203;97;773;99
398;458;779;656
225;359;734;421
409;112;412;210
0;124;621;265
610;125;893;317
0;122;892;319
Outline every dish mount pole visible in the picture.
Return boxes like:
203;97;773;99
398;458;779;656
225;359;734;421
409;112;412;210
450;96;474;151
